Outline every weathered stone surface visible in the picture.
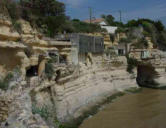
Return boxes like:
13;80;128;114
0;91;49;128
52;66;138;122
18;20;37;35
0;4;12;26
0;19;12;27
0;25;20;41
0;41;26;48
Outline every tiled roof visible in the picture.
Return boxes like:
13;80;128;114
84;18;105;24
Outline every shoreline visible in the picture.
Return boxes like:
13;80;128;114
61;87;142;128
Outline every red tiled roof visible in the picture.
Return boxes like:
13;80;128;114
84;18;105;24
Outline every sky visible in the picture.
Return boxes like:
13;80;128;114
60;0;166;24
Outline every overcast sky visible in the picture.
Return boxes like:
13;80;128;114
60;0;166;23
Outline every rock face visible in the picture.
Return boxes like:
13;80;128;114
0;96;11;123
136;64;159;87
136;64;166;88
0;83;49;128
53;67;137;122
0;5;27;78
31;55;138;123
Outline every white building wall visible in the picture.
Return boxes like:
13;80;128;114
101;26;118;34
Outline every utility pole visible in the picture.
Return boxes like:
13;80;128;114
119;10;122;22
89;7;92;24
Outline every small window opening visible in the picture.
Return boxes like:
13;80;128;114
26;66;38;77
118;49;124;56
59;55;67;64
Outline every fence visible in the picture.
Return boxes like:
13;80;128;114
72;34;104;54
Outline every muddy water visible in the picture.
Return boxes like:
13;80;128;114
80;88;166;128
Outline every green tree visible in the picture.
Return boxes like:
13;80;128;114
20;0;67;36
154;21;165;32
102;14;115;26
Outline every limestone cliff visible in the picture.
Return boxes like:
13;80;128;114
0;5;27;78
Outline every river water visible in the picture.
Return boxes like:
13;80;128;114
80;88;166;128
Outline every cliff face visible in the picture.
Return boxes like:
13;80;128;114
0;6;27;79
0;54;139;128
0;4;166;128
30;57;138;123
53;67;137;122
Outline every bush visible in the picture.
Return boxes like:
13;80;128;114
71;20;104;33
115;27;127;33
0;72;14;91
32;104;50;120
0;80;9;91
12;21;22;33
119;37;130;44
133;38;149;49
127;56;139;73
6;0;20;20
45;62;54;80
109;34;115;42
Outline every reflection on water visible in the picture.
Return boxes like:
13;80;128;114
80;88;166;128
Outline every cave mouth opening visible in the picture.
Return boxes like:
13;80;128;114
55;70;61;82
26;65;38;77
59;55;67;64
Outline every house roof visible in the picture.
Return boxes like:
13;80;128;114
84;18;105;24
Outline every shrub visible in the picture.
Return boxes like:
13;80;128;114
32;104;50;120
119;37;130;44
12;21;22;33
109;34;115;42
0;72;14;91
0;80;9;91
45;62;54;80
115;27;127;33
126;56;139;73
54;120;66;128
133;38;149;49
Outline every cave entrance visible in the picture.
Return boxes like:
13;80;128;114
59;55;67;64
26;65;38;77
55;70;61;82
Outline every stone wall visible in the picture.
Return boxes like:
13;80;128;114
0;96;11;123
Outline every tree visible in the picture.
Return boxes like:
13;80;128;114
71;20;104;33
102;14;115;26
20;0;67;36
154;21;165;32
20;0;65;17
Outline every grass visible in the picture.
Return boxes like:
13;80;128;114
125;87;142;93
31;104;72;128
32;104;50;120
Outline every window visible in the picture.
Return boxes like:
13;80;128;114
118;49;124;56
141;51;145;59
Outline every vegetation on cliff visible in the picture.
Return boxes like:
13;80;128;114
2;0;166;49
0;0;105;37
136;64;160;88
118;18;166;50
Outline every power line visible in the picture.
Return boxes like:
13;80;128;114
89;7;92;23
119;10;122;22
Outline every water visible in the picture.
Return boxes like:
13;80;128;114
80;88;166;128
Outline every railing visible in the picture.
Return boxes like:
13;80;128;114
54;34;73;41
